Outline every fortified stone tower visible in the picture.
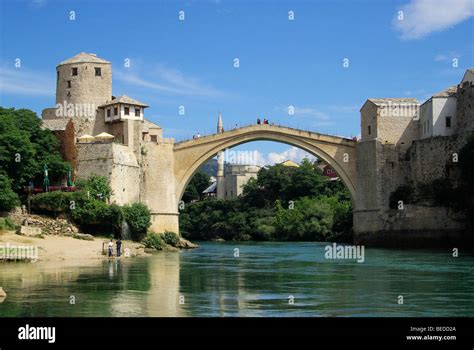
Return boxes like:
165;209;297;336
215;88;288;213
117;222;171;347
55;52;112;136
216;112;225;199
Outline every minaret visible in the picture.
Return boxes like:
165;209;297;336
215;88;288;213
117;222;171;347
216;112;225;199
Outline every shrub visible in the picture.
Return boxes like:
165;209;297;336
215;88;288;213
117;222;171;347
123;203;151;241
75;174;113;202
162;231;180;246
30;191;74;216
142;232;165;250
0;173;19;211
0;217;16;231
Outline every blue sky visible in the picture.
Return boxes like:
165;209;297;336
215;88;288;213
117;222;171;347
0;0;473;164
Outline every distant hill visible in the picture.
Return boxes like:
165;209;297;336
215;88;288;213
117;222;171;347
199;158;218;177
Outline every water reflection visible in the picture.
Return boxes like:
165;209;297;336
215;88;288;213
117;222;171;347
1;242;474;317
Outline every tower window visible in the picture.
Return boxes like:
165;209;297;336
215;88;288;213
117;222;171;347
95;67;101;76
67;80;71;88
57;71;59;81
124;107;129;115
446;116;452;128
107;109;111;118
368;125;371;135
113;107;118;115
135;108;140;117
72;67;78;76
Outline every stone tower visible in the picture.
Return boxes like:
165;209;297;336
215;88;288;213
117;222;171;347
55;52;112;136
216;112;225;199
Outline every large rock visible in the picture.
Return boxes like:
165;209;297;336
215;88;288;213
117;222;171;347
176;238;199;249
18;226;42;236
73;233;94;241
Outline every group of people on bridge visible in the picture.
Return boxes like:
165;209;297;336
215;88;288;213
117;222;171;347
257;118;269;125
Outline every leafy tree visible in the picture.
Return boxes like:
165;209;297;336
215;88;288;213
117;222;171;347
0;172;19;211
123;203;151;240
0;107;68;191
182;171;211;202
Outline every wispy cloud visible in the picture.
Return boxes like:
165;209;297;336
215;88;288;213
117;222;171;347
0;64;54;97
31;0;47;7
328;105;359;113
434;51;461;62
115;64;226;98
393;0;474;40
279;105;333;127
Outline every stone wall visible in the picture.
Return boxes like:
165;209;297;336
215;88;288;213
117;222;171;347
141;139;179;234
76;143;140;205
405;136;460;187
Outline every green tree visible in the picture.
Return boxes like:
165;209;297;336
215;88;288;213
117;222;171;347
182;171;211;202
0;107;68;191
0;172;19;211
123;203;151;240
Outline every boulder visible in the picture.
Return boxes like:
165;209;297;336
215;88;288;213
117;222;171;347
18;226;42;236
73;233;94;241
176;238;199;249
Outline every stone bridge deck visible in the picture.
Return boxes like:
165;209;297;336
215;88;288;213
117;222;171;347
173;124;358;202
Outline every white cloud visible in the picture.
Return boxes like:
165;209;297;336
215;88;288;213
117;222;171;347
115;64;225;98
393;0;474;40
0;64;54;97
292;106;330;120
265;146;316;165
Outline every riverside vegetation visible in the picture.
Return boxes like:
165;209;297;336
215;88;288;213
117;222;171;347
0;108;185;250
180;159;353;242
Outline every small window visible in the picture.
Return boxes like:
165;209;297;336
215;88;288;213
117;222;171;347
107;109;111;118
72;67;78;76
57;71;59;81
135;108;140;117
67;80;71;88
124;107;129;115
95;67;101;76
367;125;371;135
446;116;452;128
113;107;118;115
150;135;157;142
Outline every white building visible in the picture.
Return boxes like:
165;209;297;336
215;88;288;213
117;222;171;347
462;69;474;85
419;86;457;139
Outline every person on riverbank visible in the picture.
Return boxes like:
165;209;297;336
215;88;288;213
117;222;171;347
116;239;122;257
108;239;114;257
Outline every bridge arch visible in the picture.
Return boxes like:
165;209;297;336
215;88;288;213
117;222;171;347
173;125;357;205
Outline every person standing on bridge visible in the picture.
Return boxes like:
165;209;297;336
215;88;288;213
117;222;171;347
263;118;269;124
257;118;261;124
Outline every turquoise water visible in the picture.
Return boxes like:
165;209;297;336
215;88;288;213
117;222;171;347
0;241;473;317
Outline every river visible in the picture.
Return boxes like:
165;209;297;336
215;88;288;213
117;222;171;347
0;241;473;317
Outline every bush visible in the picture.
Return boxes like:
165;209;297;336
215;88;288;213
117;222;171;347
123;203;151;241
75;174;113;202
0;173;19;211
142;232;165;250
30;191;74;216
162;231;180;246
0;217;16;231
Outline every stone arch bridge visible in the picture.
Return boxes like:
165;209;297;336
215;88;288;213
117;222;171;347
142;124;357;234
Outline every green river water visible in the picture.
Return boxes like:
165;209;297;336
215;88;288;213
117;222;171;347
0;241;473;317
